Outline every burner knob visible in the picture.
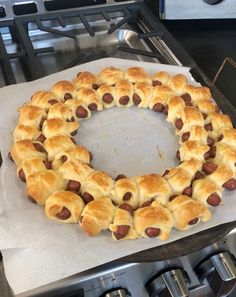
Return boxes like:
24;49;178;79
203;0;224;4
147;269;190;297
195;252;236;297
103;288;131;297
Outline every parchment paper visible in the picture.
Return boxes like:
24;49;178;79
0;58;235;295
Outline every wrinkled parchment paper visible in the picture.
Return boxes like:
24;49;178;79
0;58;235;295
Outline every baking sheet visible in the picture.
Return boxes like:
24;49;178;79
0;58;235;295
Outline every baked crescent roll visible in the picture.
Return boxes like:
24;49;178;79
73;71;100;90
51;80;77;101
47;103;74;122
99;66;124;85
77;88;103;111
80;197;115;236
133;201;174;240
175;106;204;134
179;125;209;145
109;207;138;240
178;159;202;176
133;82;153;108
136;174;171;206
115;80;134;108
52;145;91;170
214;143;236;173
81;170;114;203
97;84;116;109
152;71;170;86
166;195;211;231
26;170;66;205
183;85;212;103
18;106;46;129
10;139;46;166
164;168;192;196
59;159;93;193
218;128;236;148
64;98;92;119
149;85;174;111
192;179;222;207
14;124;41;143
29;91;60;110
45;190;84;223
206;164;234;188
42;118;79;139
166;96;185;125
205;112;233;138
124;67;151;84
113;177;139;209
44;135;75;161
168;74;188;96
17;157;50;182
195;99;219;117
179;140;210;162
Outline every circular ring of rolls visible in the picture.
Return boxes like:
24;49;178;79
9;66;236;241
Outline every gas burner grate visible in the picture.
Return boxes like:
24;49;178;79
0;3;144;85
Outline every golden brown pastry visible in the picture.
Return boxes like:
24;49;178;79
97;84;116;109
64;98;91;119
18;106;46;129
52;145;92;170
133;82;153;108
51;80;77;101
174;106;204;134
194;99;219;117
178;140;210;162
73;71;100;90
166;96;185;124
42;118;79;139
45;190;84;223
115;80;134;107
183;85;212;103
134;201;174;240
14;124;41;143
10;139;46;166
44;135;75;161
29;91;60;110
59;159;93;194
26;170;66;205
178;158;202;176
81;170;114;203
47;102;74;122
205;112;233;138
17;157;51;182
148;85;174;112
136;174;171;206
218;128;236;147
167;195;211;231
109;206;138;240
124;67;151;84
179;125;209;145
205;164;234;189
80;197;115;236
113;177;139;209
192;179;222;207
152;71;170;86
168;74;188;96
77;88;103;111
164;168;192;196
213;143;236;174
99;66;124;85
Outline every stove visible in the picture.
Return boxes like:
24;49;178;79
0;1;236;297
